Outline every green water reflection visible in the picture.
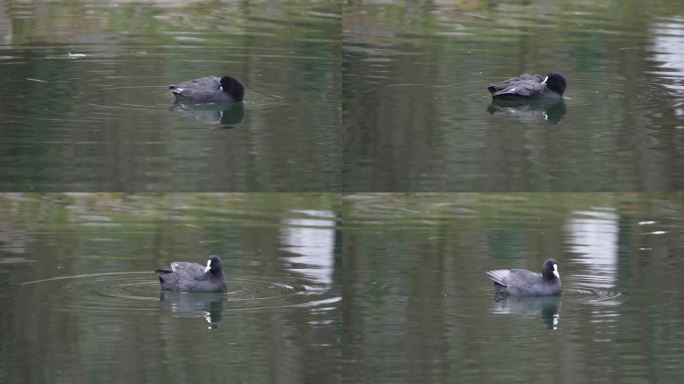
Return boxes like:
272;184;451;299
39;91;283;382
0;193;341;383
2;193;684;382
0;1;341;191
342;193;684;383
343;1;684;191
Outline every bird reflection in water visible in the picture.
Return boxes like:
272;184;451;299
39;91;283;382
159;291;225;329
170;101;245;127
490;295;561;330
486;99;566;125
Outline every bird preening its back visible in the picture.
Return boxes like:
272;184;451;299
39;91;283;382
169;76;245;103
487;72;567;101
155;255;227;292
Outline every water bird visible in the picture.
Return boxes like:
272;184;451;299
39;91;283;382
169;75;245;103
485;258;562;296
155;255;227;292
487;72;567;101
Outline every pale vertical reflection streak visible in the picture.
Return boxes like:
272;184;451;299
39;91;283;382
280;210;335;293
566;209;619;289
566;208;621;343
649;17;684;124
650;17;684;93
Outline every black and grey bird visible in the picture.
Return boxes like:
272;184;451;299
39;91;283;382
485;258;562;296
169;76;244;103
155;255;227;292
487;72;567;101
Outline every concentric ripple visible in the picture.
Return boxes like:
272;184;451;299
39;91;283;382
83;85;287;113
564;287;624;306
20;272;159;312
19;271;339;313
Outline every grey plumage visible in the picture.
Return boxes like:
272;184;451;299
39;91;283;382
485;258;562;296
487;72;566;101
155;255;227;292
487;74;544;94
169;75;244;103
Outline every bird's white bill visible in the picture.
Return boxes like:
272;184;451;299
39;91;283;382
553;264;560;279
204;259;211;273
219;86;223;92
542;76;548;84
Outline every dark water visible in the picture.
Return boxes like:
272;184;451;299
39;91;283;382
343;1;684;191
0;194;341;383
3;193;684;383
3;1;684;383
342;193;684;383
0;1;341;191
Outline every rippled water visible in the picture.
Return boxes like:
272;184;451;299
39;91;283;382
0;1;340;191
3;1;684;383
19;272;338;315
3;193;684;382
0;194;340;382
342;193;684;383
343;1;684;191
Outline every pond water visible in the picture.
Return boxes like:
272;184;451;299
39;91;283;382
4;193;682;383
3;0;684;383
0;1;341;191
0;194;341;383
342;193;684;383
343;1;684;191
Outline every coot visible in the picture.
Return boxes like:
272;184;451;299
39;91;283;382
169;76;244;103
155;255;227;292
485;258;562;296
487;72;567;101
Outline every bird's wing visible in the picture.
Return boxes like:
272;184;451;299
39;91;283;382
170;262;206;280
492;80;545;98
488;74;543;93
485;269;510;286
169;77;220;101
506;269;544;292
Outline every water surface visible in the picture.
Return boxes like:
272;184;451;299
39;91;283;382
3;193;684;383
0;1;341;191
0;193;341;383
342;193;684;383
343;1;684;191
